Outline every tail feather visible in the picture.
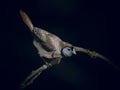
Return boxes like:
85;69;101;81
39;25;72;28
19;10;34;31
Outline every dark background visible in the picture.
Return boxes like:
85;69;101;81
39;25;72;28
0;0;120;90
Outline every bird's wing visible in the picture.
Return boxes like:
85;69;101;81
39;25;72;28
73;46;120;70
74;46;109;61
20;57;61;89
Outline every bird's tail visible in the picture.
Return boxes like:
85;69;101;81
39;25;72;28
19;10;34;31
74;46;120;70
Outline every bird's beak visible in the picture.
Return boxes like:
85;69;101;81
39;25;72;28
72;48;76;55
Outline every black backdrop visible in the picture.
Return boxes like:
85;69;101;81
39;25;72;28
0;0;120;90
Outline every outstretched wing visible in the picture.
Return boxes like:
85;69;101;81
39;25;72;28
73;46;120;70
74;46;109;61
20;57;61;89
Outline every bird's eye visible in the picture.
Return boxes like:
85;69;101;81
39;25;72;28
68;48;71;51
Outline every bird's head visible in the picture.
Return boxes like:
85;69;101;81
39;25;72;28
62;47;76;57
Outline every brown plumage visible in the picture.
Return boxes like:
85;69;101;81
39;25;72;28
20;10;73;64
19;10;118;89
19;10;110;64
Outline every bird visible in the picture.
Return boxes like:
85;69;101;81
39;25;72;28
19;10;118;89
19;10;110;66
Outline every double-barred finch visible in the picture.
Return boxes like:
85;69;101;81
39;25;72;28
19;10;110;63
19;10;118;89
